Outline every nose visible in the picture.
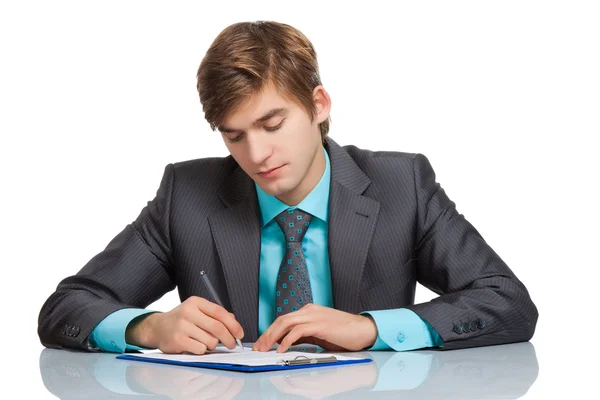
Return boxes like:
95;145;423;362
246;132;272;165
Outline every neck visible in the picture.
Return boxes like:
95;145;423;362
277;146;325;206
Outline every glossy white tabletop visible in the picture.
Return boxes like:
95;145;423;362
36;342;539;399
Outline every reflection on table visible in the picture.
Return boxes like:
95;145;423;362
39;341;538;399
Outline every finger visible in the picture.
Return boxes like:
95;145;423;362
304;336;347;352
196;311;238;350
277;324;317;353
183;321;220;351
287;332;347;352
287;335;319;348
181;336;208;355
178;304;236;350
255;312;310;352
186;299;239;350
196;298;245;340
254;319;290;351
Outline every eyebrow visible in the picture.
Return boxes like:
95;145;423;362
218;108;287;133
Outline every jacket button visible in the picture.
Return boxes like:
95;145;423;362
397;331;405;343
477;318;486;329
469;320;477;332
462;322;470;333
453;324;462;334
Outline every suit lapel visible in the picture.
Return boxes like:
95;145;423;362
325;139;381;314
208;164;261;341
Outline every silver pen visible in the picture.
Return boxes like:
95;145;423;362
199;270;244;351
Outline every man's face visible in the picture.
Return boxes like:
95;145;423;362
218;84;331;206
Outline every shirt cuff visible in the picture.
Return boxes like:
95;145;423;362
89;308;158;353
360;308;444;351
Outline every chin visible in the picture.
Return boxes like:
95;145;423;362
261;180;297;198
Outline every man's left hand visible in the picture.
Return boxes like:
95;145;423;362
252;304;378;353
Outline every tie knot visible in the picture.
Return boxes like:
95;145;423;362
275;208;313;243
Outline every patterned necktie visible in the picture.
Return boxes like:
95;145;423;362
275;208;313;316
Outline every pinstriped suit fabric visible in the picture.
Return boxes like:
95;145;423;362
38;137;537;350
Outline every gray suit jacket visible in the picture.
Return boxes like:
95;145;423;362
38;137;538;351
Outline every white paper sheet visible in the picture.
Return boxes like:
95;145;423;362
126;345;364;367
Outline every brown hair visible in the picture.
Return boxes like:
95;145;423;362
196;21;330;141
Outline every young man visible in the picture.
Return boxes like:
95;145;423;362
38;21;538;354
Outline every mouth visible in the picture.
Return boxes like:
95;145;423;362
257;165;285;178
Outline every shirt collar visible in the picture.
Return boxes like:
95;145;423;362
255;146;331;227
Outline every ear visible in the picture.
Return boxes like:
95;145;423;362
312;85;331;124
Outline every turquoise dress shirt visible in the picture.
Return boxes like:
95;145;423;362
90;147;443;352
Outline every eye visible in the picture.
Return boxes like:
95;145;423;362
264;119;285;132
225;132;244;143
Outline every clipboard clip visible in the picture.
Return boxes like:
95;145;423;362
277;355;338;366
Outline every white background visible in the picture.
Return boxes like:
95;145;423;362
1;0;598;398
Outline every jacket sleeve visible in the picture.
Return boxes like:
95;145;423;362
38;164;177;351
405;154;538;350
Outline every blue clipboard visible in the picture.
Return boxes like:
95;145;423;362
116;353;372;373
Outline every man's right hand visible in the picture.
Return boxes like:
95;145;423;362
125;296;244;354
